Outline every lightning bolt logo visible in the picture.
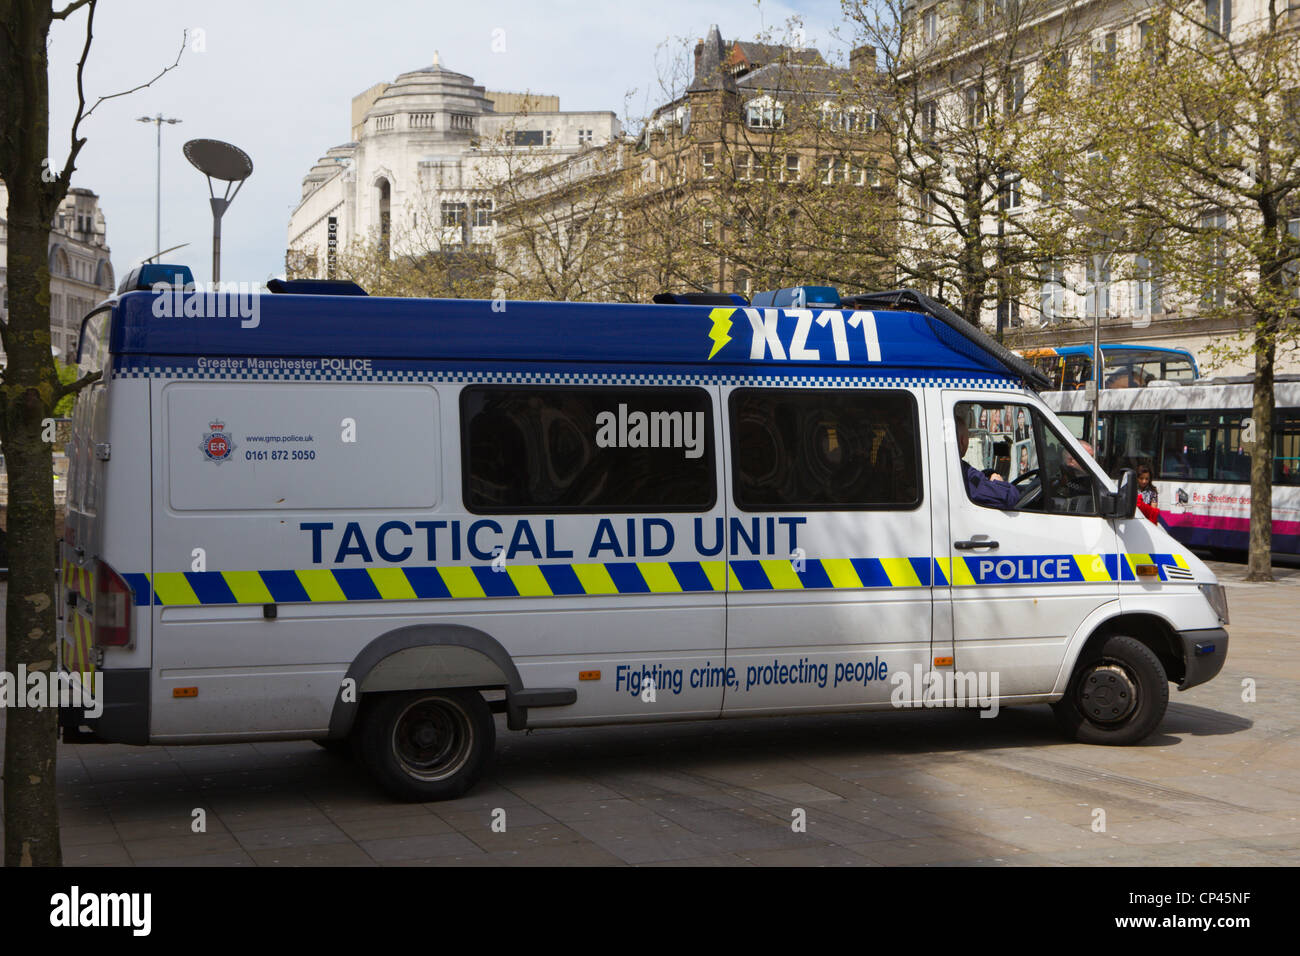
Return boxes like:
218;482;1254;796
706;307;734;360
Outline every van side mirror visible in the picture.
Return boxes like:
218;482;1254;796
1101;468;1138;519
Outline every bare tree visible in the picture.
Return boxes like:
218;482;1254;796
0;0;182;865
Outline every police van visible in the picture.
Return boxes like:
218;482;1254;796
58;268;1230;801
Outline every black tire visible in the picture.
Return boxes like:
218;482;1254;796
312;738;352;758
1051;634;1168;745
356;689;494;802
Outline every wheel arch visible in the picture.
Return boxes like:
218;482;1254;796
327;624;521;740
1054;605;1183;696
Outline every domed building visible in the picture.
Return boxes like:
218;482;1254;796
287;55;621;279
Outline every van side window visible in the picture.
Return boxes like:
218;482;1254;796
730;388;921;510
462;386;715;513
957;401;1098;515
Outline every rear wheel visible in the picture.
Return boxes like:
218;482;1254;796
1051;634;1168;745
356;689;494;801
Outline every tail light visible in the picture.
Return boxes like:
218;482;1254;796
93;559;133;647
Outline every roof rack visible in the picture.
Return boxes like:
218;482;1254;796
652;292;748;306
840;288;1052;390
266;278;367;296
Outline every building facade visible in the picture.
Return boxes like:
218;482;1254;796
493;25;896;303
0;182;115;364
286;55;622;278
898;0;1299;375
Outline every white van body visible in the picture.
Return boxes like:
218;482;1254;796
58;280;1229;800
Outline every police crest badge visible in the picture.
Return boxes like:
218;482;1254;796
200;420;235;464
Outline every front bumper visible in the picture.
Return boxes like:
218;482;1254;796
1177;627;1228;691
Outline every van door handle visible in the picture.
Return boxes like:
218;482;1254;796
954;539;999;550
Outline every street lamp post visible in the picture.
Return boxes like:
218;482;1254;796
182;139;253;284
136;114;182;261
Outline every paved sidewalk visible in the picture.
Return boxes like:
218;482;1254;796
2;561;1297;866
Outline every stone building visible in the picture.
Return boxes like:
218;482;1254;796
286;55;622;278
0;182;115;364
494;25;896;302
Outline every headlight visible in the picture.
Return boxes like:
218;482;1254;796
1199;583;1229;626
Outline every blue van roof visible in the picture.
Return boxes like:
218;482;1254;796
109;289;1030;383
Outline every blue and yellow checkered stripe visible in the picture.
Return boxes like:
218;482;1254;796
121;552;1193;607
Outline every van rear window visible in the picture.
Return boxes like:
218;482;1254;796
730;388;922;510
462;386;715;513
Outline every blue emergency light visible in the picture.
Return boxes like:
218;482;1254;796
118;263;196;294
749;286;840;308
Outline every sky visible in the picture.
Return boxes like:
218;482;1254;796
45;0;855;287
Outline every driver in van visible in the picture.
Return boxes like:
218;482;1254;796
956;416;1020;509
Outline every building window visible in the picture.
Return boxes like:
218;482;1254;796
921;99;938;142
578;129;593;144
923;6;938;41
702;218;715;245
700;147;715;178
818;157;834;185
473;200;493;227
1085;256;1111;318
1091;32;1117;85
441;201;467;228
965;84;984;127
1005;69;1025;113
785;154;800;181
1039;262;1066;322
1200;209;1228;310
1205;0;1231;37
1287;218;1299;299
1134;254;1163;315
998;171;1022;210
513;130;545;146
734;154;752;180
746;98;784;129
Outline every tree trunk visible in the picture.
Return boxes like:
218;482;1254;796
1;0;64;867
1246;329;1275;582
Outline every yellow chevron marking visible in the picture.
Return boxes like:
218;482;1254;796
759;559;804;590
368;567;418;601
880;557;921;587
820;558;863;590
572;563;619;595
438;566;486;599
637;563;682;593
222;571;274;604
1075;554;1111;582
149;572;201;606
295;569;347;603
700;560;728;592
506;564;553;597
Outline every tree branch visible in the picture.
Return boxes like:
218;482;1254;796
57;10;186;192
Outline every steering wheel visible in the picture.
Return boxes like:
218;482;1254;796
1011;468;1041;508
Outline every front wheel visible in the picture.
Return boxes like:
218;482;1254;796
1051;635;1168;745
356;689;494;801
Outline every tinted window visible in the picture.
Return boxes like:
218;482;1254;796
1160;415;1212;480
731;389;921;510
1213;417;1251;482
1106;412;1159;475
462;387;715;513
1276;411;1300;486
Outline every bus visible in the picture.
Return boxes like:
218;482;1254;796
1019;345;1199;391
1043;377;1300;554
